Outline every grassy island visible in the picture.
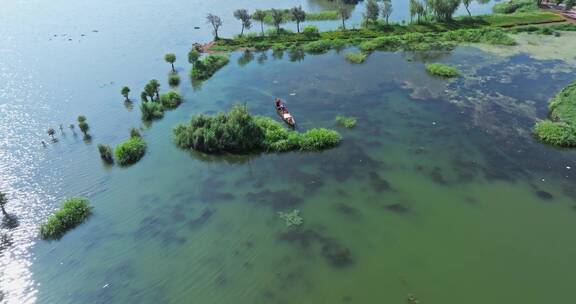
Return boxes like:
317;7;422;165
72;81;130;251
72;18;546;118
115;134;147;166
40;198;92;240
173;106;341;154
191;54;230;81
534;81;576;147
425;63;460;78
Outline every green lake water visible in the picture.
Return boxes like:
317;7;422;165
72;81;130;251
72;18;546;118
2;0;576;303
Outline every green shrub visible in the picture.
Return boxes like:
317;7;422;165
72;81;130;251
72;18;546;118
115;137;147;166
307;11;340;21
190;54;230;80
40;198;92;240
168;74;181;86
534;121;576;147
493;0;537;14
425;63;461;78
335;115;357;128
302;25;320;38
160;91;183;109
140;101;164;121
97;144;114;163
174;106;341;154
130;128;141;138
303;40;334;53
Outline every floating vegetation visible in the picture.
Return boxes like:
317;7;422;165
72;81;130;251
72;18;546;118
115;136;147;166
277;209;303;227
173;105;341;154
345;52;367;64
335;115;357;128
190;54;230;81
425;63;460;78
97;144;114;164
39;198;92;240
534;81;576;147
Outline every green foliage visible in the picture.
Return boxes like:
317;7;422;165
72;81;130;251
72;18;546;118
303;39;339;53
140;101;164;121
168;74;181;87
425;63;460;78
302;25;320;38
78;122;89;135
159;91;183;109
493;0;538;14
335;115;357;128
190;54;230;80
261;9;339;25
115;137;147;166
130;128;141;138
534;81;576;147
97;144;114;163
121;86;130;101
165;53;176;63
345;52;367;64
77;115;86;123
39;198;92;240
173;106;341;154
188;49;201;64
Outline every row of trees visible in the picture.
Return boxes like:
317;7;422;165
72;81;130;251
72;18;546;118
363;0;394;25
409;0;491;22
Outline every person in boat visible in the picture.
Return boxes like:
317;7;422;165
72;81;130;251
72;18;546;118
275;99;286;112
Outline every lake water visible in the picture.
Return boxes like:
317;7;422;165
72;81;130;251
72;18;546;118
2;0;576;303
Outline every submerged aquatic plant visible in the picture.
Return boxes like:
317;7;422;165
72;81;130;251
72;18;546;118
278;209;303;227
336;115;357;128
39;198;92;240
425;63;460;78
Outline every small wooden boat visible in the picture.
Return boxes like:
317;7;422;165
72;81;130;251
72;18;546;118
275;99;296;127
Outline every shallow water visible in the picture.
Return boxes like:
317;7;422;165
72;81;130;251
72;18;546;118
3;0;576;303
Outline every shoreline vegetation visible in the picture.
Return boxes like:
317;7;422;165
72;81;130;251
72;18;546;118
534;80;576;147
173;106;341;154
39;198;92;240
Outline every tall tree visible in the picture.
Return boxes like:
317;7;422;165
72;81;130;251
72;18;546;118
121;86;130;102
462;0;472;17
206;14;223;40
252;10;266;35
271;9;285;33
363;0;380;26
291;6;306;33
337;0;351;30
149;79;161;101
77;116;90;137
144;83;156;102
141;91;149;102
233;9;252;37
382;0;393;25
164;53;176;72
0;191;7;216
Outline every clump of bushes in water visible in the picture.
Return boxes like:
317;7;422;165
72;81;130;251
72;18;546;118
534;81;576;147
303;39;346;53
425;63;460;78
190;54;230;81
40;198;92;240
345;52;367;64
168;74;180;87
115;131;147;166
97;144;114;164
173;105;341;154
335;115;357;128
140;101;164;121
160;91;183;109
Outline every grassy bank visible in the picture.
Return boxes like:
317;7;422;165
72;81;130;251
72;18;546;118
534;81;576;147
211;11;564;53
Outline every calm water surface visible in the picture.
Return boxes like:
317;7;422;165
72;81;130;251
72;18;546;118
2;0;576;303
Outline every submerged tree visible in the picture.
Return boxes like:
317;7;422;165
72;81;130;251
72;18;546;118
47;128;56;140
140;91;149;102
233;9;252;37
206;14;223;40
121;86;131;102
0;191;8;216
188;48;201;67
252;9;266;35
164;53;176;72
382;0;393;25
270;9;286;33
291;6;306;33
363;0;380;26
78;116;90;137
97;144;114;164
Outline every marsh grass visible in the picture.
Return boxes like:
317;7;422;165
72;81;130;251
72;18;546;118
345;52;367;64
160;91;183;110
335;115;358;128
140;101;164;121
534;81;576;147
425;63;461;78
40;198;91;240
